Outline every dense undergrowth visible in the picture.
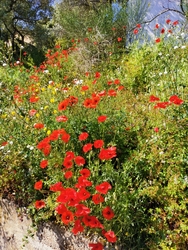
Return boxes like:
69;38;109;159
0;11;188;250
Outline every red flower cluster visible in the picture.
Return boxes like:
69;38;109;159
37;129;70;156
98;147;117;160
58;96;78;111
154;95;184;109
35;151;116;243
83;95;100;108
154;101;171;109
169;95;184;105
150;95;184;109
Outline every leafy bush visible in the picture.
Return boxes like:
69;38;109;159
0;17;188;250
52;1;128;73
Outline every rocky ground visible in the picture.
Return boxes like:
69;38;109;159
0;198;100;250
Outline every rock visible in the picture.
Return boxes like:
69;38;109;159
0;198;98;250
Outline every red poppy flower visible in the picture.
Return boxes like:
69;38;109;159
98;90;106;97
61;133;70;143
92;194;104;205
72;219;84;235
75;156;86;166
55;203;67;214
68;194;80;207
29;109;37;116
34;123;44;129
29;95;39;103
83;98;92;108
154;102;170;109
65;151;75;160
108;89;117;96
86;216;104;229
155;23;160;29
1;141;8;146
161;28;165;34
75;176;92;188
89;242;103;250
55;44;61;49
82;215;92;226
107;80;113;85
166;19;171;24
37;137;50;150
102;206;115;220
149;95;160;102
118;85;124;91
57;188;76;203
50;182;64;192
79;168;91;178
68;96;78;106
34;200;45;209
34;180;43;190
79;132;89;141
62;158;73;169
173;20;179;26
83;143;93;153
40;159;48;169
98;147;117;160
42;144;51;156
117;37;122;42
154;127;159;132
91;96;100;107
97;115;107;123
95;181;112;194
92;79;97;85
155;38;161;43
114;79;120;84
58;99;69;111
95;72;101;78
84;37;89;42
136;23;141;28
94;140;104;149
61;210;74;225
78;188;91;201
64;171;73;179
104;230;117;243
133;29;138;34
169;95;183;105
81;85;89;91
75;204;91;217
48;129;62;141
56;115;68;122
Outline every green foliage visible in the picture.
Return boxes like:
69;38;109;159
0;16;188;250
0;0;54;60
52;1;128;72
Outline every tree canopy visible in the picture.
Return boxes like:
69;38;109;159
0;0;54;56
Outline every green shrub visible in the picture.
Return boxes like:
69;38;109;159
0;17;188;250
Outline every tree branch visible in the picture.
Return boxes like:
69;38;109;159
128;6;185;33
